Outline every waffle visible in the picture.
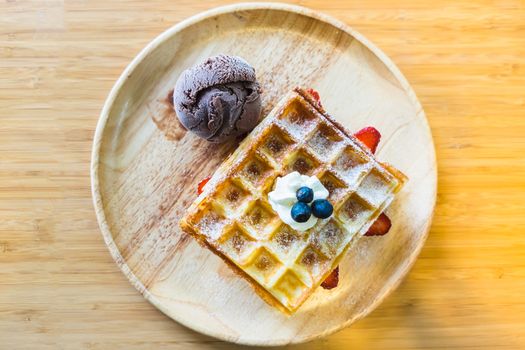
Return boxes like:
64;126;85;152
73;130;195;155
179;88;407;313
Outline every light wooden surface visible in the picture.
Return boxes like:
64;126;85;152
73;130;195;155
91;4;435;345
1;0;524;349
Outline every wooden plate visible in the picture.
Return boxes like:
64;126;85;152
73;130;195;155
91;3;436;346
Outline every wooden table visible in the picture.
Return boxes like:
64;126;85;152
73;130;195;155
1;1;524;349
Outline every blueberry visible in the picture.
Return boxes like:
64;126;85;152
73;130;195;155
311;199;333;219
291;202;312;223
296;186;314;203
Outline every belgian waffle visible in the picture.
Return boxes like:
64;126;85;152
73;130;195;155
179;88;407;313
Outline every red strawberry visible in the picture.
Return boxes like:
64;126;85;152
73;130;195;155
354;126;381;154
365;213;392;236
306;88;322;108
197;176;211;195
321;266;339;290
306;88;320;102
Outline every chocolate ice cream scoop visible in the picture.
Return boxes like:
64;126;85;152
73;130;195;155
173;55;262;143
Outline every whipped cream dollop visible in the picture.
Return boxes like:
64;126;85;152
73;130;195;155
268;172;330;231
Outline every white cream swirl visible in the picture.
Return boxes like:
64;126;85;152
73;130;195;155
268;171;329;231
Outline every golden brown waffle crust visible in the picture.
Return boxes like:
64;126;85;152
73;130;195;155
179;87;407;313
295;87;408;182
179;223;292;315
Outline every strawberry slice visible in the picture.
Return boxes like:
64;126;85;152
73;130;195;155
306;88;322;108
306;88;320;102
354;126;381;154
321;266;339;290
365;213;392;236
197;176;211;195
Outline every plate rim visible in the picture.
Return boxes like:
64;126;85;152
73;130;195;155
91;2;437;346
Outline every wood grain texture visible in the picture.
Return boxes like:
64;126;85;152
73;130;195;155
91;4;435;344
1;0;524;349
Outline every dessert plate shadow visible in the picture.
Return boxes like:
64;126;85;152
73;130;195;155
91;3;437;346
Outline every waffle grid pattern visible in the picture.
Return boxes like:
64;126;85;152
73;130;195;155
181;92;405;312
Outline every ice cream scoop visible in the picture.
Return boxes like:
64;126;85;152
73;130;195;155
173;55;262;143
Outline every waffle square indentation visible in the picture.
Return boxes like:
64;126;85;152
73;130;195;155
306;123;344;160
267;223;306;258
319;170;348;202
356;168;395;207
274;270;307;306
239;153;274;189
221;224;257;263
242;200;279;238
296;246;329;279
332;145;368;185
337;193;375;232
216;180;251;217
245;247;282;285
194;203;228;241
260;125;296;162
278;101;318;138
286;148;321;176
310;219;350;258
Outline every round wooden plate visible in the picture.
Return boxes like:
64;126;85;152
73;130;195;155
91;3;436;346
